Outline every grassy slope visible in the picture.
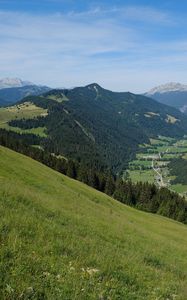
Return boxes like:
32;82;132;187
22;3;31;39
0;146;187;300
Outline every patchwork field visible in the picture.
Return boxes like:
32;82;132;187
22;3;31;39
0;102;48;137
0;146;187;299
127;136;187;197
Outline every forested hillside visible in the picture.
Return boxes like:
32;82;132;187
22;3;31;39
6;83;187;172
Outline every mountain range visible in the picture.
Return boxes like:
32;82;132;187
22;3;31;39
145;82;187;113
0;78;51;106
5;83;187;173
2;78;187;115
0;77;34;89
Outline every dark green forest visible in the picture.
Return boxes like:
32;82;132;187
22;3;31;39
169;158;187;185
9;84;187;173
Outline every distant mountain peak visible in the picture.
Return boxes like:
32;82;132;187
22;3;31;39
0;77;34;89
146;82;187;95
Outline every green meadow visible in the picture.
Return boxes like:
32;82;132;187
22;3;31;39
171;184;187;195
0;102;47;137
0;146;187;299
127;169;155;183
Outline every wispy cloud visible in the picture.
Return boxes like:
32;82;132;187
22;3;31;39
69;5;172;25
0;5;186;92
120;6;172;24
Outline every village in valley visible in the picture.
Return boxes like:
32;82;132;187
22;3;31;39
127;136;187;197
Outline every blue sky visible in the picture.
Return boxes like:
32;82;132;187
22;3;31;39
1;0;187;92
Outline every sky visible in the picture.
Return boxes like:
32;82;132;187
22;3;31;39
1;0;187;92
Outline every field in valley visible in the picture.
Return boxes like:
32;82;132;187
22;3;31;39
127;136;187;197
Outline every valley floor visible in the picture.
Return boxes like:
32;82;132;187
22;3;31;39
127;136;187;198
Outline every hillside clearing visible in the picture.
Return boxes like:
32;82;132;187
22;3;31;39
0;102;47;137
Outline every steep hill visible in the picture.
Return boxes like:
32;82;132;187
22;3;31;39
146;82;187;113
9;83;187;172
0;146;187;299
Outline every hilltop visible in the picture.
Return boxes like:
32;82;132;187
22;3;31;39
0;146;187;299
